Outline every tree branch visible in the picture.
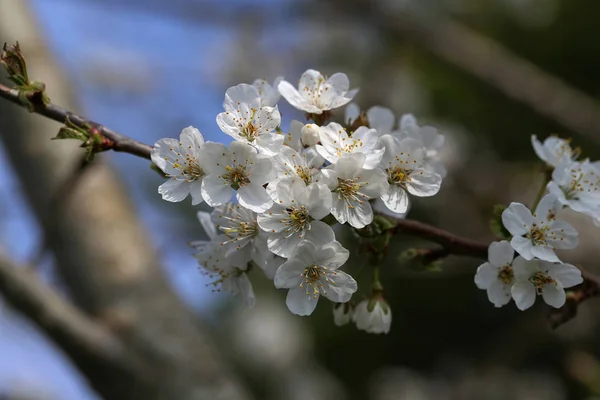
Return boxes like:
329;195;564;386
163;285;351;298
0;82;152;159
392;217;488;259
386;214;600;328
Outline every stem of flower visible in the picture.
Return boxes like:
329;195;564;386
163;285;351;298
531;166;553;210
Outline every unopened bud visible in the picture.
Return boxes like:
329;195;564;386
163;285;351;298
301;123;320;146
333;302;354;326
354;295;391;334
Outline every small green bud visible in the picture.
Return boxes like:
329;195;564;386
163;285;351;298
1;42;28;85
490;204;511;240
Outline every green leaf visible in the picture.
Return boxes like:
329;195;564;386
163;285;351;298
373;215;396;231
53;127;87;142
490;204;512;240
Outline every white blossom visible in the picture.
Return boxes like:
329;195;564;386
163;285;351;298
216;83;283;155
202;141;275;213
193;237;255;307
207;204;277;277
267;145;324;201
474;241;515;308
333;302;354;326
151;126;209;205
547;159;600;220
274;240;356;316
531;135;579;168
258;181;334;258
316;122;385;169
278;69;358;114
252;77;283;107
192;212;255;307
393;114;446;178
501;194;578;262
378;135;442;214
511;256;582;310
353;297;391;334
320;153;389;229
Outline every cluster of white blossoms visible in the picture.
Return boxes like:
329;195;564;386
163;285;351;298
151;69;446;334
475;135;596;310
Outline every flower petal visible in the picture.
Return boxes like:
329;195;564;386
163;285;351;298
381;185;409;214
502;203;533;235
511;281;536;311
487;280;512;307
286;287;319;316
474;263;498;290
488;240;514;267
542;283;566;308
511;235;534;260
324;271;357;303
158;179;189;203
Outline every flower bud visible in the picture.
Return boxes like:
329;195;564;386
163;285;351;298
1;42;28;84
301;123;320;146
353;296;391;334
333;302;353;326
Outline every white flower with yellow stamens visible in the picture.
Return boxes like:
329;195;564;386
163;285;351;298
378;134;442;214
393;114;447;178
277;69;358;114
501;194;578;262
321;153;389;229
316;122;384;170
548;159;600;220
266;145;324;201
151;126;209;205
191;213;255;307
510;256;582;310
258;180;334;258
531;135;580;168
216;83;283;155
474;241;516;308
201;141;275;213
274;240;356;316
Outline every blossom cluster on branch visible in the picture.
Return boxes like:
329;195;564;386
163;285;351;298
152;70;446;334
3;41;595;334
475;136;600;311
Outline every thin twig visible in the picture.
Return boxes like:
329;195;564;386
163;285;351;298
0;82;152;159
391;217;488;259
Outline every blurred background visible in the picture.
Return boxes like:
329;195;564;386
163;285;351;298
1;0;600;399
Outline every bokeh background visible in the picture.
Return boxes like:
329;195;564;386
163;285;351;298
1;0;600;399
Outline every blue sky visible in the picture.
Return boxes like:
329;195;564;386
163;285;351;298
0;0;292;397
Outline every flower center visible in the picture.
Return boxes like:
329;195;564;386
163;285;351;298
283;206;311;238
217;210;259;250
166;147;205;182
241;122;259;142
336;134;364;157
334;177;368;209
222;165;250;190
299;264;336;298
387;167;412;186
529;271;557;295
526;225;548;245
498;265;514;284
295;165;312;185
